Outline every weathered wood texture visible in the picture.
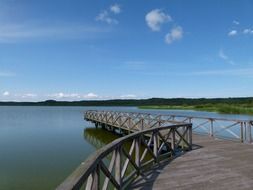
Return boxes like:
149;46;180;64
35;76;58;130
131;133;253;190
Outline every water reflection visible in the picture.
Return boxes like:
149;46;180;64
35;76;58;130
83;128;121;149
83;127;154;165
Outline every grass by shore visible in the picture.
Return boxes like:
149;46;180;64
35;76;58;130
139;104;253;115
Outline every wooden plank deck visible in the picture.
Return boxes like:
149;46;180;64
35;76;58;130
131;134;253;190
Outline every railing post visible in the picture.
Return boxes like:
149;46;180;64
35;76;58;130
185;118;192;146
94;164;100;190
135;137;140;170
188;124;192;150
209;119;214;137
153;130;158;162
85;174;93;190
171;128;176;152
119;116;122;127
240;122;244;143
246;121;252;143
158;115;162;127
115;146;122;189
244;122;247;143
128;117;131;132
85;164;100;190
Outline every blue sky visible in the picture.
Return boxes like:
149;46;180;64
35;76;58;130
0;0;253;101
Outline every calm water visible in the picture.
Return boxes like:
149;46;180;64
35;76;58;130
1;106;253;190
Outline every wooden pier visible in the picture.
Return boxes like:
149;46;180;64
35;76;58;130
57;110;253;190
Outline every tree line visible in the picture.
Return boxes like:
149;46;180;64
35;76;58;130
1;97;253;106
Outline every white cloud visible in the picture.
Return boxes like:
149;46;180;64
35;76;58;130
3;91;9;96
48;92;81;99
145;9;172;31
45;92;99;100
21;93;37;98
0;91;142;101
83;93;98;99
228;30;237;36
120;94;137;99
96;4;122;24
165;26;183;44
243;28;253;35
218;49;234;65
243;29;251;34
52;92;64;98
233;20;240;25
95;10;118;24
110;4;121;14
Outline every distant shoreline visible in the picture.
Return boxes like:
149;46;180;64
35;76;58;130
0;97;253;115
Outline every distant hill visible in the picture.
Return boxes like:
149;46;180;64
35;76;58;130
0;97;253;106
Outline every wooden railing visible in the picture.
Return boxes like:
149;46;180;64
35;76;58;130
85;110;253;143
85;110;185;132
56;110;253;190
56;124;192;190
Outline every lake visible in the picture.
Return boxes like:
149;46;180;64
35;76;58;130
1;106;253;190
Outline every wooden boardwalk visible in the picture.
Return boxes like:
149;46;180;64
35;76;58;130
57;110;253;190
131;134;253;190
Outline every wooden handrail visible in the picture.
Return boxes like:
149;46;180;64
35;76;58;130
84;109;253;123
85;110;253;143
56;124;192;190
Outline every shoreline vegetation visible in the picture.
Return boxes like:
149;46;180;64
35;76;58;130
0;97;253;115
139;104;253;115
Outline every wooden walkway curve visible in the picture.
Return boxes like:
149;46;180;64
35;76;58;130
131;134;253;190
